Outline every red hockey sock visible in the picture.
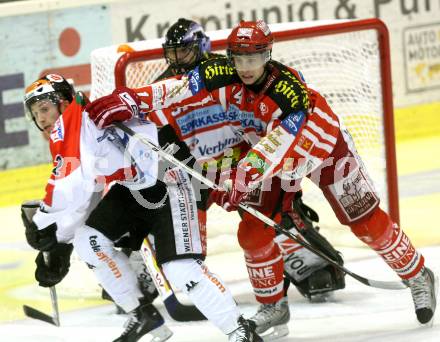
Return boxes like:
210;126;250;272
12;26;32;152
243;241;285;303
350;207;424;279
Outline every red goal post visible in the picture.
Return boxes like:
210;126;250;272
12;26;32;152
90;18;399;244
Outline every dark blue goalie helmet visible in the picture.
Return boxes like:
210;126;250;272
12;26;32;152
163;18;211;72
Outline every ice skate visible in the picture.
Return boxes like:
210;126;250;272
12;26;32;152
113;303;173;342
228;316;263;342
405;267;438;326
249;297;290;341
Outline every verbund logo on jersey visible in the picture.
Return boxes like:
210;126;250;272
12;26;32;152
197;134;242;157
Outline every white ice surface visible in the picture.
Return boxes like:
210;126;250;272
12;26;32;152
1;246;439;342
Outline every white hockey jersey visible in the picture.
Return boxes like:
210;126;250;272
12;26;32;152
32;98;158;243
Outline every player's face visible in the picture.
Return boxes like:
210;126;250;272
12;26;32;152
30;99;61;136
232;53;267;85
165;45;198;67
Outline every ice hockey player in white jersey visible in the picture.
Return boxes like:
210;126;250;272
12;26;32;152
22;74;173;342
23;74;261;342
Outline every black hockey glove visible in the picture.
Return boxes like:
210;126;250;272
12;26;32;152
35;243;74;287
21;200;58;251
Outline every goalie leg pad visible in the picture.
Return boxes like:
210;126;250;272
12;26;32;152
279;211;346;299
162;258;240;334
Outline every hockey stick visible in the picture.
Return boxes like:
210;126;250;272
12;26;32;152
23;252;61;326
139;238;206;321
116;122;408;290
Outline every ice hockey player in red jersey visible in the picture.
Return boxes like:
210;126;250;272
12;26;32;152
155;16;346;312
85;19;437;337
221;20;437;329
87;23;342;340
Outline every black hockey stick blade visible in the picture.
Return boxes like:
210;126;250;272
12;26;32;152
23;305;59;326
164;294;206;321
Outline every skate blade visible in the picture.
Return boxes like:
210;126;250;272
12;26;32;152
260;324;289;341
141;324;173;342
309;291;335;303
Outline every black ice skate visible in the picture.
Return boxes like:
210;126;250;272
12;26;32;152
405;266;438;325
113;303;173;342
249;297;290;341
228;316;263;342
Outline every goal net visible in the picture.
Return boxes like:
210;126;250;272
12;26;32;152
90;18;398;252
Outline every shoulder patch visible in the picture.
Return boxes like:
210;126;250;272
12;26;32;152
188;66;204;95
268;62;310;118
280;110;306;136
200;57;240;91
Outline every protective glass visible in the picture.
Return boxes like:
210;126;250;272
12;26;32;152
231;51;270;71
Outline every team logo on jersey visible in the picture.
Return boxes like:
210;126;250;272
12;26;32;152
280;111;305;135
259;102;268;115
188;68;204;94
50;117;64;143
337;169;379;220
245;151;269;175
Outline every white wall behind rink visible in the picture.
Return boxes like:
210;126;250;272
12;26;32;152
2;0;439;108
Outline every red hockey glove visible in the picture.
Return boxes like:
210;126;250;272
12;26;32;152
209;189;237;212
223;166;255;209
85;87;141;129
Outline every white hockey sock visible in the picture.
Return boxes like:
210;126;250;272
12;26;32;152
162;258;240;334
73;226;142;312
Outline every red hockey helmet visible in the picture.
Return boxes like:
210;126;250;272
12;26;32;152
227;20;274;56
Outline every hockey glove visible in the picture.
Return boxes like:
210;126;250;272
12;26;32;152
223;165;257;209
85;87;141;129
21;201;58;251
209;189;236;212
35;243;74;287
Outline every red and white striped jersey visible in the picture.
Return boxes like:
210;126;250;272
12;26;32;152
132;57;339;183
242;88;341;184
